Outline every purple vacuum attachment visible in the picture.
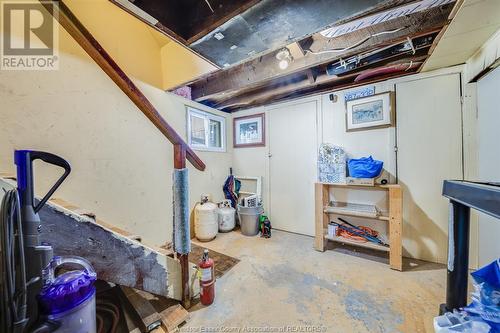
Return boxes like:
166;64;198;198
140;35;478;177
37;256;96;315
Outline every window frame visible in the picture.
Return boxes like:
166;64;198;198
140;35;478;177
186;106;226;152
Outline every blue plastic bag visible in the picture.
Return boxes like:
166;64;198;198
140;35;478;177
347;156;384;178
463;259;500;332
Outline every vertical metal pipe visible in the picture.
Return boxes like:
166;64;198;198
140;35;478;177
443;200;470;313
173;145;191;309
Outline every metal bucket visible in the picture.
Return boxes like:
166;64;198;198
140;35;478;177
237;205;263;236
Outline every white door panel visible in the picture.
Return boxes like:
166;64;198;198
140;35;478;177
396;73;463;264
268;100;318;236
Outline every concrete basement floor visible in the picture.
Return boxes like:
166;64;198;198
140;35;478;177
187;230;446;333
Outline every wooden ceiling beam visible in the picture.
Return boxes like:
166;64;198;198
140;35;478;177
188;4;453;101
208;31;437;110
215;53;429;111
199;25;439;107
231;69;420;112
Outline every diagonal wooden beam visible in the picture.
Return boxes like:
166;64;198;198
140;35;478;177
0;178;178;298
188;3;453;102
44;0;205;171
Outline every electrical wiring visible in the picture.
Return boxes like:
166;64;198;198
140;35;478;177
96;300;120;333
0;189;28;333
305;26;407;55
338;225;379;243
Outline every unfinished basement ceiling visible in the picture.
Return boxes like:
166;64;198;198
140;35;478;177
187;0;457;112
189;0;397;68
112;0;417;67
111;0;459;111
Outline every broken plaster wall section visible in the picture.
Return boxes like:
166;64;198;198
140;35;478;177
0;26;233;247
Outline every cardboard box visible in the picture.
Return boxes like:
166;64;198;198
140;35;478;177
346;177;375;186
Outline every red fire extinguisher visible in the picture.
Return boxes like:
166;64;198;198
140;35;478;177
198;249;215;305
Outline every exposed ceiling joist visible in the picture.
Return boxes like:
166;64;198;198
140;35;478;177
223;67;423;112
188;4;453;103
211;35;435;111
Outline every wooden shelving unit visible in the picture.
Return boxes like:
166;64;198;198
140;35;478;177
325;234;390;252
315;182;403;271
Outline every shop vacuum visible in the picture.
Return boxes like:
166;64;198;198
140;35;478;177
1;150;97;333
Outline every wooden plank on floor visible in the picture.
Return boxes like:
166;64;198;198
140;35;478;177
159;305;189;332
118;286;163;332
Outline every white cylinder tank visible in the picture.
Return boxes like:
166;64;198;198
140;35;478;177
218;200;235;232
194;200;218;242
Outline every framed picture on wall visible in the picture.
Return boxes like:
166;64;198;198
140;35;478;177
346;92;394;131
233;113;265;148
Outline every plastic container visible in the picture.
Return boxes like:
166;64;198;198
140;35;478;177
237;205;264;236
218;200;235;232
434;311;491;333
194;201;218;241
38;256;97;333
328;223;338;238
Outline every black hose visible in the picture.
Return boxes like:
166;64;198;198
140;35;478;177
0;189;28;333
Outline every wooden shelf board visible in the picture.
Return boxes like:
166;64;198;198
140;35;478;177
324;208;390;221
325;235;390;252
317;182;400;190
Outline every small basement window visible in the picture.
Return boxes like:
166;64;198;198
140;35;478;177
187;107;226;152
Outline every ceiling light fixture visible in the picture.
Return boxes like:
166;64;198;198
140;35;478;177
276;47;293;70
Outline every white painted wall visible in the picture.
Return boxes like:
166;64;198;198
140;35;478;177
396;73;463;264
463;82;480;269
0;26;232;247
476;65;500;266
321;84;397;182
461;27;500;267
233;81;397;216
232;68;469;263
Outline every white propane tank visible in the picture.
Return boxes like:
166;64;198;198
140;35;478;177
218;200;235;232
194;196;218;242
